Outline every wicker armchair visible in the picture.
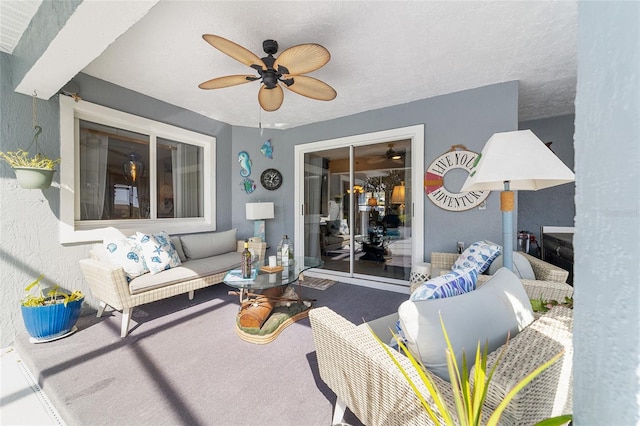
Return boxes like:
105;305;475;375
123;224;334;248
430;251;573;301
310;304;573;426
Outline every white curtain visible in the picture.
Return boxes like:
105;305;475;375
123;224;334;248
304;155;324;258
80;131;108;220
173;144;201;218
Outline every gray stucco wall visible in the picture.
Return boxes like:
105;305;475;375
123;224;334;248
231;81;519;257
0;59;232;347
573;1;640;423
518;114;576;250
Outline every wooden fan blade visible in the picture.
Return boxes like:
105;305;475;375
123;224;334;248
202;34;265;70
258;84;284;111
284;75;337;101
274;44;330;75
198;75;257;89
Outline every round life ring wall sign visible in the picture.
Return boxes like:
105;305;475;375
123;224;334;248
424;149;489;211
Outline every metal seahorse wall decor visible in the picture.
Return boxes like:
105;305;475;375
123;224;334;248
238;151;252;177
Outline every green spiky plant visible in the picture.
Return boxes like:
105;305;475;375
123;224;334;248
370;316;572;426
531;297;574;313
22;274;83;307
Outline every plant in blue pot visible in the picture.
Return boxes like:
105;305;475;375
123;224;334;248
21;274;84;343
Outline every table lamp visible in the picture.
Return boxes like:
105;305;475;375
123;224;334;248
245;202;274;242
391;181;406;216
461;130;575;271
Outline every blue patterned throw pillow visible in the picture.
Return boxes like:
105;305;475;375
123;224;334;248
135;231;182;274
452;240;501;274
103;236;149;280
410;267;478;301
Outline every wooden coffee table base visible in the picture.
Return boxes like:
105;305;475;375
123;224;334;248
235;308;311;344
236;303;311;345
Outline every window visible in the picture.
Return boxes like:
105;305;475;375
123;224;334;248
59;96;215;243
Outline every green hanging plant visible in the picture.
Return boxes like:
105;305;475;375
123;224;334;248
0;147;60;170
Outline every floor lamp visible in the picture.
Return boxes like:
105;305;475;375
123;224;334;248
245;202;274;242
461;130;575;271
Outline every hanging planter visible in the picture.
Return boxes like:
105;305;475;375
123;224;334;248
0;146;60;189
12;166;56;189
0;94;60;189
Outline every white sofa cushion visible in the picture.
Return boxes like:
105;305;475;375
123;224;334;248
128;251;241;294
398;267;535;381
487;251;536;280
170;236;187;262
180;229;237;260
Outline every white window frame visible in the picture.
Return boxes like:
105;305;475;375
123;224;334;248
59;96;216;244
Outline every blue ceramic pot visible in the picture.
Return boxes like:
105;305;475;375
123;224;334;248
21;297;84;340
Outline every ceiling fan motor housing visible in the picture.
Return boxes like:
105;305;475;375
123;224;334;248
263;39;278;55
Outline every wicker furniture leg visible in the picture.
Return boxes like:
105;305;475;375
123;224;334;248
97;300;107;318
121;308;132;338
332;397;347;424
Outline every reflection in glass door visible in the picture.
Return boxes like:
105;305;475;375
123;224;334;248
303;141;412;282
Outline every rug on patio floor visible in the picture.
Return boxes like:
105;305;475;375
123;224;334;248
299;277;336;290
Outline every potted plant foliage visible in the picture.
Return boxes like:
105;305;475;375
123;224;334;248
21;274;84;343
0;124;60;190
371;317;572;426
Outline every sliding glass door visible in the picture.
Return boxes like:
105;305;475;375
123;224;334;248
301;139;416;284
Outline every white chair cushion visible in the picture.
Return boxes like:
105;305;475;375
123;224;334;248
487;251;536;280
398;267;535;381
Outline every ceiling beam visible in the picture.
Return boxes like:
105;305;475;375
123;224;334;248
15;0;159;100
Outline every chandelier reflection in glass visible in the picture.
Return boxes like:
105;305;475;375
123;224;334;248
123;151;145;183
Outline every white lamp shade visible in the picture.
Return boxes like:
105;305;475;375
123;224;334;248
461;129;575;192
245;202;274;220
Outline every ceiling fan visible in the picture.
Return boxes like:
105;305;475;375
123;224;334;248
198;35;337;111
368;143;405;164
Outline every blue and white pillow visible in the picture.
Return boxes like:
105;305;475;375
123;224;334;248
103;236;149;280
389;319;408;351
452;240;501;274
135;231;181;275
410;267;478;301
339;219;350;235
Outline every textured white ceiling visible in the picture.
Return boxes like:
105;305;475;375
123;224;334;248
0;0;42;53
4;1;578;129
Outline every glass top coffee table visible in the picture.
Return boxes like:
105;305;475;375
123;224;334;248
223;256;323;344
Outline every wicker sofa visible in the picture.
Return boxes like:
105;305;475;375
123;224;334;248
79;231;265;337
310;280;574;425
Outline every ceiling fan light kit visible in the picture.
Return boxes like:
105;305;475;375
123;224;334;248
199;35;336;111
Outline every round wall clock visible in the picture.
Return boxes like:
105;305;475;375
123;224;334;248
260;168;283;190
424;149;490;211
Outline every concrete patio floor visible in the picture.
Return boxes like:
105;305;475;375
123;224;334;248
0;346;64;425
